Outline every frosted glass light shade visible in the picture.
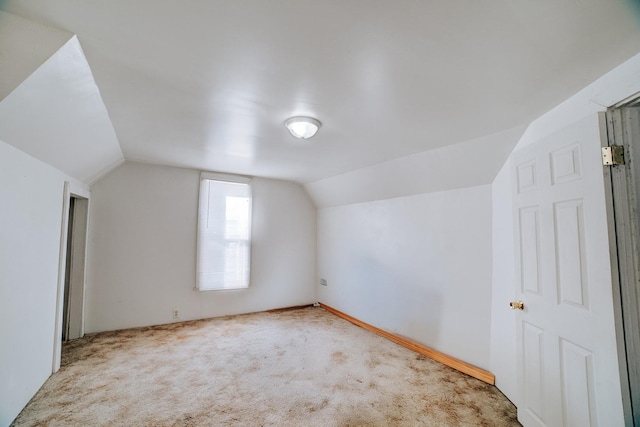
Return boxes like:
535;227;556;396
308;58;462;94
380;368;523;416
285;116;321;139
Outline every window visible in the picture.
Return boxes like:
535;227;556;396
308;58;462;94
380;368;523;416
197;172;252;291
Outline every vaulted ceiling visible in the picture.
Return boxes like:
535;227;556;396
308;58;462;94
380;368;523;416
1;1;640;185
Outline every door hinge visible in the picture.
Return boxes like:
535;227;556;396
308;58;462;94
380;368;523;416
602;146;625;166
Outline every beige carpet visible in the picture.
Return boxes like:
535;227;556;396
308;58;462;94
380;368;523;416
12;307;520;426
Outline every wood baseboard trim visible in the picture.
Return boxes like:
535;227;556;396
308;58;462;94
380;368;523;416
319;303;495;385
266;304;314;313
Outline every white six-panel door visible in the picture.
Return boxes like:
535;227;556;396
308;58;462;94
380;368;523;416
512;113;624;427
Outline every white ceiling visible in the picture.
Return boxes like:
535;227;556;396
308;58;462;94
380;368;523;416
1;1;640;184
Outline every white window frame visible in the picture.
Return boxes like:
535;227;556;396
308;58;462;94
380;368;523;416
196;172;252;291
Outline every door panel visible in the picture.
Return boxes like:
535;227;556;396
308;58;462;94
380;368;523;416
550;143;582;185
553;200;588;308
559;338;596;426
519;207;542;295
512;113;624;427
523;321;545;423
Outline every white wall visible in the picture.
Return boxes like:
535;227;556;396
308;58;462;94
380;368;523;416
85;162;316;332
489;162;517;401
317;185;493;370
0;139;88;427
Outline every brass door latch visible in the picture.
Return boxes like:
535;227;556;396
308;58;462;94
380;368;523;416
509;301;524;310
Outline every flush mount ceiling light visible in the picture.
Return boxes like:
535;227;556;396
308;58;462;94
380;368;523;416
284;116;321;139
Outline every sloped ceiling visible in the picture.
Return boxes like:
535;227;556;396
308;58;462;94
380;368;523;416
306;125;526;208
0;35;124;183
0;10;71;101
0;1;639;185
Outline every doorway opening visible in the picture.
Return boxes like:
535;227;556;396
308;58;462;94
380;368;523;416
63;195;89;341
605;101;640;425
53;188;89;372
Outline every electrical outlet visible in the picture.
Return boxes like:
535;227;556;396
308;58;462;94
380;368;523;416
172;309;179;319
320;278;328;286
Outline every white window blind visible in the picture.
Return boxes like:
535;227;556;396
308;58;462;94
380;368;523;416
197;173;252;291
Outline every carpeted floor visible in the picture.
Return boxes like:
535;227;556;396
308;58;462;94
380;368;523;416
11;307;520;426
